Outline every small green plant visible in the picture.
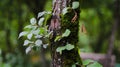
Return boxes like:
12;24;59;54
19;11;52;54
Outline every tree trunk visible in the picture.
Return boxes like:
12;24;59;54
5;9;12;52
49;0;82;67
105;0;119;67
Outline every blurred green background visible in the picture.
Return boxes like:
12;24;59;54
0;0;120;67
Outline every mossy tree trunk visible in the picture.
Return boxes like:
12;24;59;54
49;0;82;67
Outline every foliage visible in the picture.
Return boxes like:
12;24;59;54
62;29;71;37
72;1;80;9
56;44;74;54
54;29;71;42
19;1;80;55
83;59;102;67
19;11;52;54
62;1;79;15
19;9;75;55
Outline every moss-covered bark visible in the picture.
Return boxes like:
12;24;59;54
49;0;82;67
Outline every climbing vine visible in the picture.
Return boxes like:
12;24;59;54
18;1;80;54
19;11;52;54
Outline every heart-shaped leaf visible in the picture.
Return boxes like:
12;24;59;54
35;40;42;46
43;44;48;49
34;35;42;38
62;7;69;15
38;11;45;18
30;18;36;25
24;25;32;29
23;40;33;46
27;33;33;40
56;46;66;54
38;17;44;26
65;44;74;50
25;46;32;54
72;1;79;9
32;29;40;35
18;31;28;38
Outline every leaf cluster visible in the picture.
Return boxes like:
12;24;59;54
19;11;52;54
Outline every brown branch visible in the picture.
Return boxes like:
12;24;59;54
105;0;119;67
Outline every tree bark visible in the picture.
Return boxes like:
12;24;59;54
49;0;82;67
5;9;12;52
105;0;119;67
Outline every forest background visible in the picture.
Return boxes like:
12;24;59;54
0;0;120;67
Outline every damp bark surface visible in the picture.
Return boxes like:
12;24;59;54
49;0;82;67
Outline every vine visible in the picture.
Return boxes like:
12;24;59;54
18;1;80;54
19;11;52;54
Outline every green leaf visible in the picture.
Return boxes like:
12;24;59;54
62;7;69;15
87;62;102;67
27;33;33;40
24;25;32;29
83;59;94;65
37;11;51;18
23;40;32;46
72;1;79;9
62;29;71;37
32;26;38;30
54;36;62;42
18;31;28;38
83;59;103;67
25;46;32;54
30;18;36;25
32;29;40;35
35;40;42;46
43;44;48;49
38;17;44;26
37;11;45;18
34;35;42;38
46;11;51;14
39;28;46;34
65;44;74;50
72;64;76;67
45;31;53;37
56;43;74;54
56;46;66;54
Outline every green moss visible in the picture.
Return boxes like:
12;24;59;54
50;0;82;66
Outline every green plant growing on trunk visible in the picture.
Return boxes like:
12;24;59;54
19;0;103;67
